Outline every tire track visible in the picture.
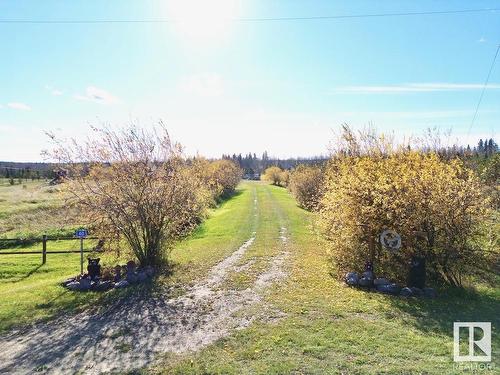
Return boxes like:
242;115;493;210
0;184;291;375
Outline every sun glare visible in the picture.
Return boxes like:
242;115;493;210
166;0;242;43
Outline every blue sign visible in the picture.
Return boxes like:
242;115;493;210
75;228;88;238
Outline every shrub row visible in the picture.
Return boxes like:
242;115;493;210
288;164;324;211
262;166;289;187
285;127;497;287
192;158;243;203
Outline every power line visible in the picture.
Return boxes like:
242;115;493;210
467;43;500;138
0;8;499;24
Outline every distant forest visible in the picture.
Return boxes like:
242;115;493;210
221;151;327;176
223;138;498;176
0;138;497;180
0;162;55;181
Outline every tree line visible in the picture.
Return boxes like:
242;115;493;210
221;152;327;176
0;163;55;182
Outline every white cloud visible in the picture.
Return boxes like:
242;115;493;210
74;86;119;104
45;84;64;96
7;102;31;111
179;73;223;97
332;82;500;94
478;37;486;43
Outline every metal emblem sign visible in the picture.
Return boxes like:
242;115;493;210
75;228;88;239
380;229;402;252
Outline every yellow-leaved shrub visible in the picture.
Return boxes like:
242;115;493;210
191;158;242;203
320;151;488;286
288;164;324;211
262;166;287;186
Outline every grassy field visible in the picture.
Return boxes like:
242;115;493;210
0;181;498;373
0;180;101;330
0;180;74;239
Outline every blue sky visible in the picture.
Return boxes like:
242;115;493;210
1;0;499;161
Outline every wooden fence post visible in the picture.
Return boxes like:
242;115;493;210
42;235;47;264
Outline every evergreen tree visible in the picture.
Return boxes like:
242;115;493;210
487;138;497;155
478;139;484;154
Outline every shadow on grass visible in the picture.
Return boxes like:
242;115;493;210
0;275;186;374
384;286;500;338
216;188;243;205
11;263;44;283
0;239;40;249
81;274;169;316
1;269;171;335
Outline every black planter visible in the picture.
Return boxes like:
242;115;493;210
87;258;101;281
408;256;426;289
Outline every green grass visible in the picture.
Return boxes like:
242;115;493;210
167;183;256;286
151;183;500;375
0;180;111;330
0;180;60;218
0;183;257;332
223;182;287;290
0;253;104;330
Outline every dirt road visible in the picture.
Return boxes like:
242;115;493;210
0;185;290;374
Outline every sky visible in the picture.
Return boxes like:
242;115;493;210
0;0;499;161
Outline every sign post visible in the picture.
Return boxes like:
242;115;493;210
75;228;88;274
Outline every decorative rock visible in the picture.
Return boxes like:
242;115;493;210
79;278;92;291
63;259;155;292
423;287;437;298
376;283;401;295
62;277;76;287
92;280;113;292
400;287;413;297
145;266;155;278
136;271;147;282
126;272;138;284
374;278;390;286
113;265;122;282
358;277;373;287
126;260;137;273
345;272;359;286
410;287;423;297
66;281;81;291
114;280;129;289
361;271;374;281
